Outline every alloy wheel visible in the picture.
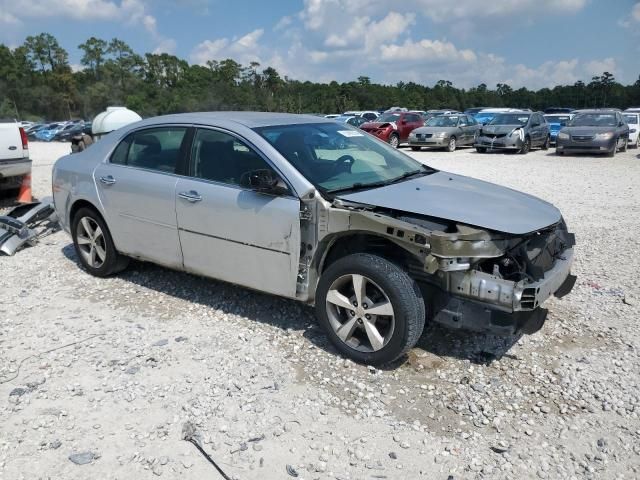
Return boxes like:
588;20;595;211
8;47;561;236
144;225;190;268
389;135;399;148
325;274;395;353
76;216;107;268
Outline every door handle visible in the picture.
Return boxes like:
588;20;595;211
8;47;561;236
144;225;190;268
99;175;116;185
178;190;202;203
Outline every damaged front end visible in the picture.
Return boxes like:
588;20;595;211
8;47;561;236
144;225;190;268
311;198;576;336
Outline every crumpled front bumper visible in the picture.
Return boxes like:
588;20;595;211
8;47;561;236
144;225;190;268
432;248;576;335
475;134;523;150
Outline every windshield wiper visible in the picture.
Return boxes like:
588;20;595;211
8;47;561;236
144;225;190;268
326;168;432;194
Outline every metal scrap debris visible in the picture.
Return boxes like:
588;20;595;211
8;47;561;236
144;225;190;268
0;200;58;256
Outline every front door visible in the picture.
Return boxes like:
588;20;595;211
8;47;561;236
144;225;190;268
94;126;188;269
175;127;301;298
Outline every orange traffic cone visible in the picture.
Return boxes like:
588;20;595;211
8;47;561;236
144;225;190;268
17;173;32;203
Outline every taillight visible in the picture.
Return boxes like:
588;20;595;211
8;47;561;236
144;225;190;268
19;127;28;150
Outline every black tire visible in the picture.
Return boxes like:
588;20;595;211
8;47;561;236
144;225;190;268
71;207;129;277
607;142;616;157
556;150;564;156
410;146;421;151
541;135;550;150
620;138;628;152
476;147;487;153
518;136;531;154
388;133;400;148
315;253;425;366
446;136;456;152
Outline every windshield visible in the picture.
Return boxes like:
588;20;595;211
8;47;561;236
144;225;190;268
623;114;639;124
334;116;354;123
570;113;616;127
376;113;401;123
426;116;459;127
544;115;572;126
254;122;431;193
489;114;530;126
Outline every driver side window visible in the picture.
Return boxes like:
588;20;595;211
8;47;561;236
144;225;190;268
191;128;279;189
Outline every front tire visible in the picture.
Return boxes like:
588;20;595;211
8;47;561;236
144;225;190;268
72;207;129;277
315;253;425;366
518;136;531;154
446;136;456;152
388;133;400;148
410;146;421;151
476;147;487;153
620;137;628;152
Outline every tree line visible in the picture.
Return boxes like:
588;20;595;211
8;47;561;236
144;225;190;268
1;32;639;121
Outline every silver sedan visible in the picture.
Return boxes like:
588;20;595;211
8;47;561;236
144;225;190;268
53;112;576;365
408;114;480;152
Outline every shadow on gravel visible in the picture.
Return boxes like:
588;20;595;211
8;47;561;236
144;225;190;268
62;243;520;367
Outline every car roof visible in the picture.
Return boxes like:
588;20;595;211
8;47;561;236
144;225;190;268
573;109;618;114
133;112;331;129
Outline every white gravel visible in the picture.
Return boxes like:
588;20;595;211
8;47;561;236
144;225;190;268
1;141;639;479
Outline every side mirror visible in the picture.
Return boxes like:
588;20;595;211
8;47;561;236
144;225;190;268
241;169;284;194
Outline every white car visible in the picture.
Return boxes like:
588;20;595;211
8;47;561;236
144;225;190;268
623;112;639;148
0;119;30;192
343;110;379;121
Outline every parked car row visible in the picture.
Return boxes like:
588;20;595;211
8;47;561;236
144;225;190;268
24;120;92;142
327;106;637;156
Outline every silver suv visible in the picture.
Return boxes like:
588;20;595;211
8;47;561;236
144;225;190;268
52;113;576;365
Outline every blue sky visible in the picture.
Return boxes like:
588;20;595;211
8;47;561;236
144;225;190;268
1;0;639;88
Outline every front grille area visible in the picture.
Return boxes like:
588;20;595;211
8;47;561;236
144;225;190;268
571;135;595;142
565;145;599;150
417;133;433;139
483;133;507;139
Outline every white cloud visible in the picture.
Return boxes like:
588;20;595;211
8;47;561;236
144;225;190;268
0;12;20;25
412;0;587;22
379;38;476;63
190;29;264;65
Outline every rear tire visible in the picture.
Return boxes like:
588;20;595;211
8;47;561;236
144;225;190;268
71;207;129;277
541;135;550;150
410;146;421;151
476;147;487;153
315;253;425;366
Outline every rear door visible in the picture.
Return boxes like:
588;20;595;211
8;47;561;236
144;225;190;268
94;126;188;269
175;127;301;298
457;116;471;144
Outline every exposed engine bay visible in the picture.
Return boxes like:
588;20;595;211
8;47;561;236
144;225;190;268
301;197;577;335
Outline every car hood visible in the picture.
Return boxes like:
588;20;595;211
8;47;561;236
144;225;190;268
361;122;394;129
481;124;524;135
413;126;458;134
338;171;561;235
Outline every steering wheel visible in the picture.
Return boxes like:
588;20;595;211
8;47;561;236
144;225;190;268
333;154;355;175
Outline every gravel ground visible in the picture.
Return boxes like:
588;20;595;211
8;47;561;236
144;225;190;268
1;141;639;479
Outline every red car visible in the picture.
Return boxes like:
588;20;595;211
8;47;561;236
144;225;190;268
360;112;425;148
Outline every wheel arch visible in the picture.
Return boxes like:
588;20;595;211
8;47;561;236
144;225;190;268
314;232;422;289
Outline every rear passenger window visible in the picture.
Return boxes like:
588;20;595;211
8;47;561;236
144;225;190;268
110;127;187;173
191;129;276;187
